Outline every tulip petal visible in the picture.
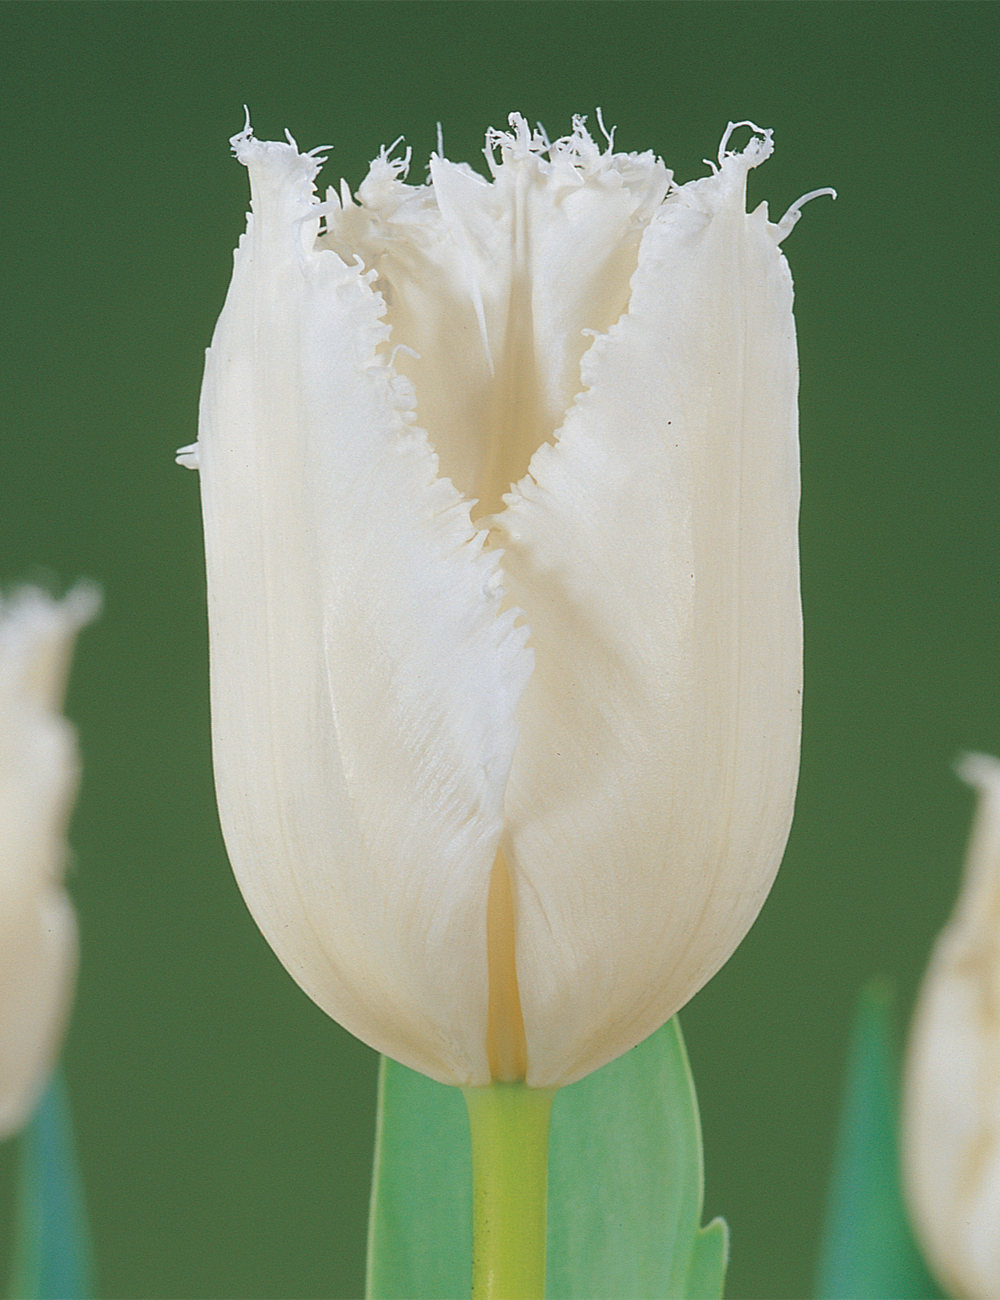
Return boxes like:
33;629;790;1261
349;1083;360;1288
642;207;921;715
0;892;76;1138
494;133;802;1086
0;586;95;1136
196;131;533;1085
903;755;1000;1300
319;116;671;521
194;117;810;1091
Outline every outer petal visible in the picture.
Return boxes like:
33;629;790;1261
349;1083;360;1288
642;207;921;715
0;891;77;1138
495;136;802;1087
0;587;95;1136
903;755;1000;1300
195;132;532;1086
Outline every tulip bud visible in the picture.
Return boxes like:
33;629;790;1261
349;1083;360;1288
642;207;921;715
184;113;825;1089
0;586;97;1137
903;755;1000;1299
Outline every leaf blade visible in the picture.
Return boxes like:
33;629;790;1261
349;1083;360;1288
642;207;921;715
547;1016;725;1300
8;1072;94;1300
366;1054;471;1300
815;981;943;1300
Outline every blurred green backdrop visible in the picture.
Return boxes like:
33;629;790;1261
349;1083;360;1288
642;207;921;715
1;3;996;1297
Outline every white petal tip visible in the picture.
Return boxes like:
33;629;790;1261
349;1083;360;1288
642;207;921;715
60;582;102;628
775;187;837;240
1;582;101;632
956;752;1000;792
176;442;200;469
228;113;329;177
718;120;774;170
230;106;254;159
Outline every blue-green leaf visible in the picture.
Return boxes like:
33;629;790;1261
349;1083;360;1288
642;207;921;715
815;980;943;1300
8;1072;94;1300
547;1016;726;1300
365;1053;471;1300
685;1219;728;1300
367;1017;726;1300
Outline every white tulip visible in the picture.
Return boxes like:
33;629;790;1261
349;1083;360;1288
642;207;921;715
184;113;824;1089
903;754;1000;1298
0;585;97;1137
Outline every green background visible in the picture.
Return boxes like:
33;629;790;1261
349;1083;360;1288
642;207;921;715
1;3;996;1297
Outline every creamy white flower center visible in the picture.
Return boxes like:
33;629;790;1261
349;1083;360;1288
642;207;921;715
319;114;672;519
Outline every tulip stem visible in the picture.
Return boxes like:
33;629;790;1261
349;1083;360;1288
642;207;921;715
462;1082;555;1300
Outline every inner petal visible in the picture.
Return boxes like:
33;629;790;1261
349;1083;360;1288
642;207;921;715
319;117;672;519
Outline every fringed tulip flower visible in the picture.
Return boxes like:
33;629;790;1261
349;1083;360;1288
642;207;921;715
903;755;1000;1299
0;586;97;1137
183;113;826;1089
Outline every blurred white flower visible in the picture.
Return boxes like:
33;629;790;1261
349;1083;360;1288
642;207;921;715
904;754;1000;1298
0;585;98;1137
184;113;826;1089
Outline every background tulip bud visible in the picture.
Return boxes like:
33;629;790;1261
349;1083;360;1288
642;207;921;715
903;755;1000;1299
188;114;816;1089
0;585;98;1138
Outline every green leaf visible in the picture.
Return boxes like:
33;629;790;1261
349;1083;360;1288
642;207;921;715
685;1219;728;1300
367;1017;726;1300
815;980;943;1300
8;1071;94;1300
547;1016;726;1300
365;1054;472;1300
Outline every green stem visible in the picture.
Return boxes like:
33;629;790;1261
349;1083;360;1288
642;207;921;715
462;1083;555;1300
